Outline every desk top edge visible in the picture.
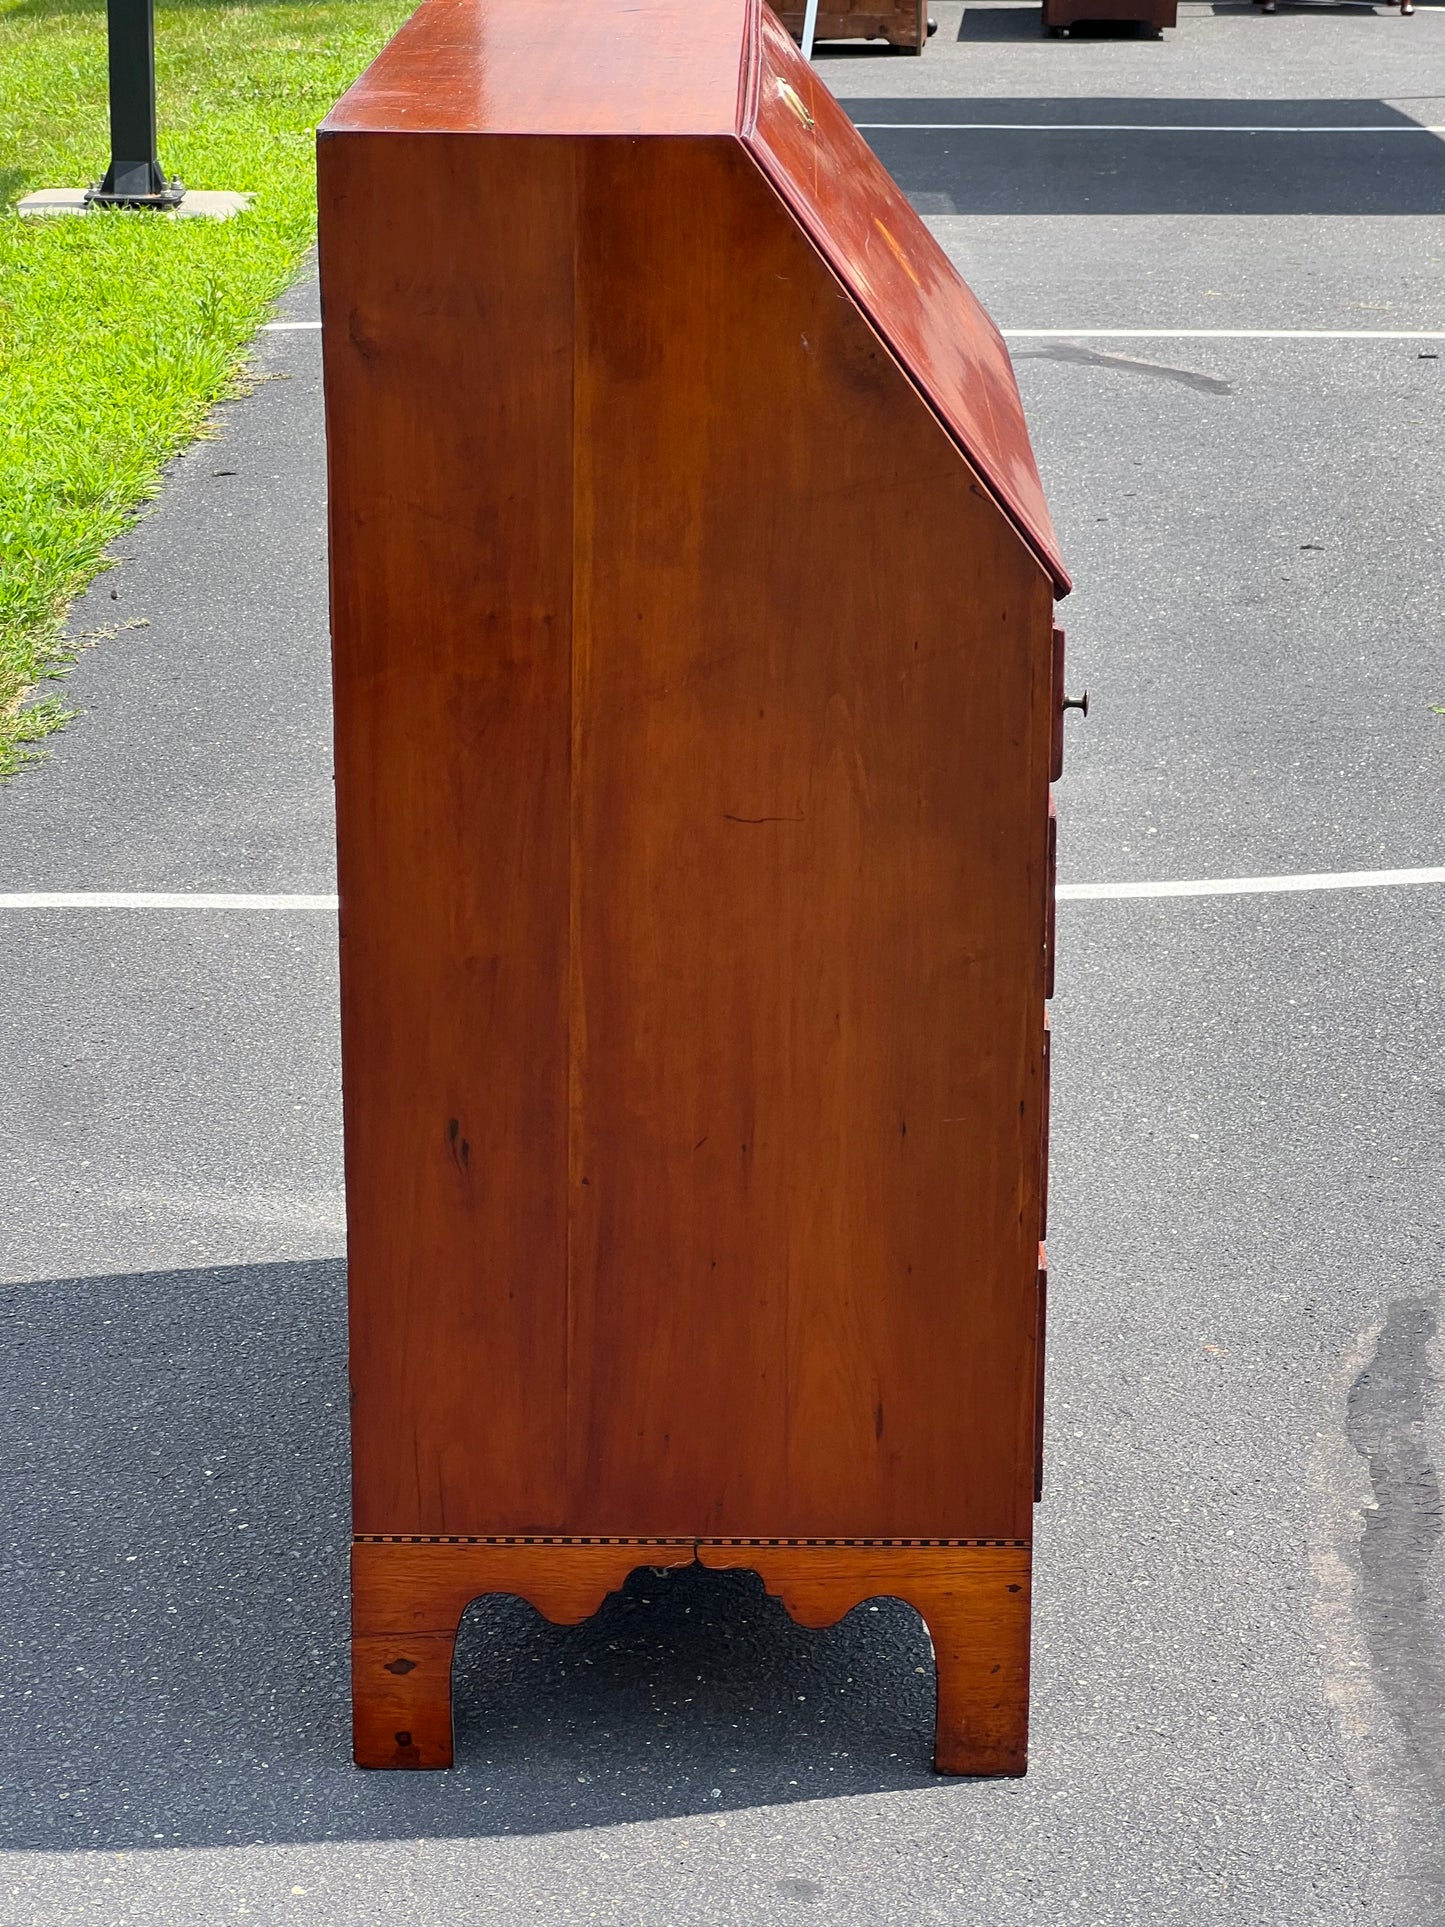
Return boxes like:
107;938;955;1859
322;0;759;138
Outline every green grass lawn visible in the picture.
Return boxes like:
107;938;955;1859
0;0;410;776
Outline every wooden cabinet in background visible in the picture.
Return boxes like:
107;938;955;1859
777;0;931;53
1043;0;1177;33
319;0;1072;1779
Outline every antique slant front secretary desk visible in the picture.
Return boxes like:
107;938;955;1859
319;0;1075;1777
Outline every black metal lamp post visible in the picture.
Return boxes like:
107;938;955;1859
85;0;184;209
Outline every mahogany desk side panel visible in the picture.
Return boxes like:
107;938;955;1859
323;128;1053;1546
320;132;577;1534
567;135;1054;1542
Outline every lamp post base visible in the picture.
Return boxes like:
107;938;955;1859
86;175;185;210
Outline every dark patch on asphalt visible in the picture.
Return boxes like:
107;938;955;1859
1346;1296;1445;1895
1016;342;1235;395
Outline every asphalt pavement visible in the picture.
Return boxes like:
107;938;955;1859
2;3;1443;1921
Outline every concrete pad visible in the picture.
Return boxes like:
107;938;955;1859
15;186;91;215
174;190;254;221
16;187;254;220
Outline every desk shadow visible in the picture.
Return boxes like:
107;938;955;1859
0;1260;951;1853
847;95;1445;213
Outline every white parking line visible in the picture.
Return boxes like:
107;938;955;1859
0;892;338;910
3;868;1443;910
1058;866;1445;901
260;322;1444;340
855;121;1445;133
1006;328;1445;339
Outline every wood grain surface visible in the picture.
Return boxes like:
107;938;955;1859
354;1539;1030;1773
352;1539;696;1767
321;131;577;1534
565;134;1051;1541
322;0;750;137
700;1540;1031;1774
324;0;1067;1776
321;0;1060;1594
321;0;1067;597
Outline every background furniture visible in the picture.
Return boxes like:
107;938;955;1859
779;0;932;53
320;0;1072;1779
1044;0;1177;33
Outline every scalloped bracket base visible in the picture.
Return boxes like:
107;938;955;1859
352;1536;1031;1776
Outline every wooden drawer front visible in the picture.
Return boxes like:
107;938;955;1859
1040;1010;1051;1239
1044;793;1057;1000
1034;1248;1047;1503
1051;626;1066;781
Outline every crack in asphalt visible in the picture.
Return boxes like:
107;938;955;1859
1346;1296;1445;1905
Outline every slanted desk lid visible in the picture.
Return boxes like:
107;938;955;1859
322;0;1069;596
744;6;1070;597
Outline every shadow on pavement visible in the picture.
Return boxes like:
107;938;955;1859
848;97;1445;213
960;9;1161;31
0;1260;958;1851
